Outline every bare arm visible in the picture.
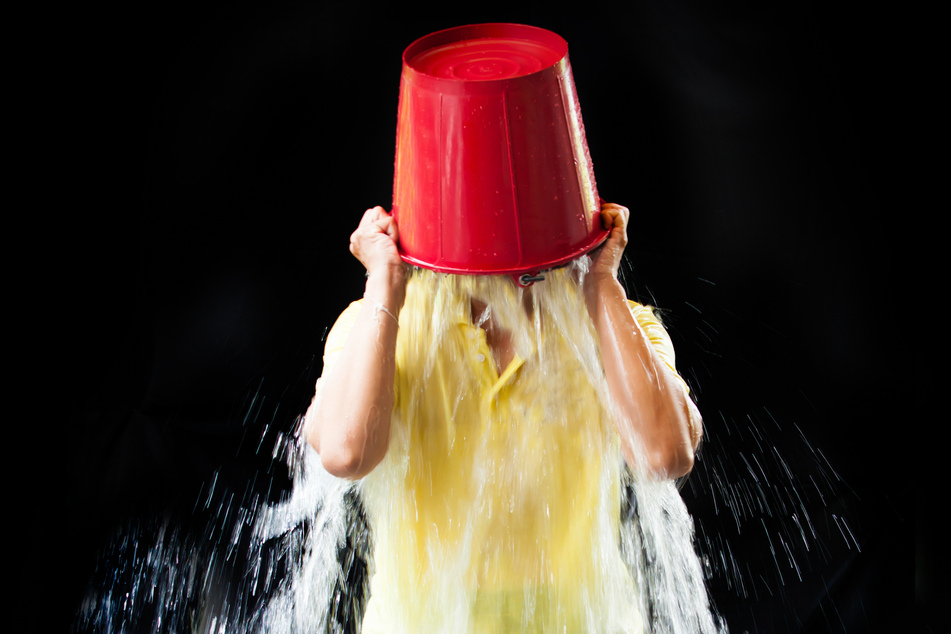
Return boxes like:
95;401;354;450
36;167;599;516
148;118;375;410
585;203;703;479
304;206;406;479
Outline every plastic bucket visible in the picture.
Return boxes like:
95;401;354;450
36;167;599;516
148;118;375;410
392;23;606;277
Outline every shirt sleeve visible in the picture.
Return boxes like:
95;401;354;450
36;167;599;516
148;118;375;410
321;299;365;377
628;301;689;392
305;299;365;438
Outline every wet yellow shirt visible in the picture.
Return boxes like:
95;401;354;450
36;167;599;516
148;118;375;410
320;278;683;633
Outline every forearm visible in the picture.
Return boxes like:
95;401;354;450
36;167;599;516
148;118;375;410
307;266;405;479
585;273;701;479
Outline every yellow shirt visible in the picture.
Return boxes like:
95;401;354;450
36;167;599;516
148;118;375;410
320;274;683;633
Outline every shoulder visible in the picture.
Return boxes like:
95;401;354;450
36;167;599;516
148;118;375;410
323;299;365;363
627;301;681;377
626;301;665;333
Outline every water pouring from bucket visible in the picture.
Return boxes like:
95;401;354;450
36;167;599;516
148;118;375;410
77;23;723;634
301;23;720;634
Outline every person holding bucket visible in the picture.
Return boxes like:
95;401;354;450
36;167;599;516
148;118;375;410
304;24;702;634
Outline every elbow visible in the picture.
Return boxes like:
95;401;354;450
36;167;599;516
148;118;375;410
304;399;388;480
317;427;388;480
622;436;695;480
644;443;694;480
320;447;381;480
661;444;695;479
644;402;702;480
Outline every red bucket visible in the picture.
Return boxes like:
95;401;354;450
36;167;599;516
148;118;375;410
392;23;607;277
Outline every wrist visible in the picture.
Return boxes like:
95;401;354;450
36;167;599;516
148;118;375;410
365;263;407;311
584;271;625;316
584;269;622;297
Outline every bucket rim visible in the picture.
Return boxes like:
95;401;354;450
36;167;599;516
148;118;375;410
397;226;609;276
401;23;569;84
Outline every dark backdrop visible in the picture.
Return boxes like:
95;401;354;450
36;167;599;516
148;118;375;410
34;1;929;631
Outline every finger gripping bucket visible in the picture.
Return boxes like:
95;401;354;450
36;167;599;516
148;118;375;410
392;23;606;276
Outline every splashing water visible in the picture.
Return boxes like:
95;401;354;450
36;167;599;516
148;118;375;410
656;275;863;630
77;261;734;633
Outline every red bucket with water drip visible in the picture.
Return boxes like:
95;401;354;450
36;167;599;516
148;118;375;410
392;23;607;278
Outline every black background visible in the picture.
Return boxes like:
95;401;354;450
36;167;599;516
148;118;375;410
29;1;932;631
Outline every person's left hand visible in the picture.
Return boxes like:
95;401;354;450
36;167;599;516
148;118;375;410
588;202;629;280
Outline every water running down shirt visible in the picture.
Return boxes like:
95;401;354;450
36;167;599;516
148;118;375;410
315;269;688;633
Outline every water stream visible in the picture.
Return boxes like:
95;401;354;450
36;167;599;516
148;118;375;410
74;263;852;633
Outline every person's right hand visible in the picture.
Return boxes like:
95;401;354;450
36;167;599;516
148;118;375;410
350;206;403;277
